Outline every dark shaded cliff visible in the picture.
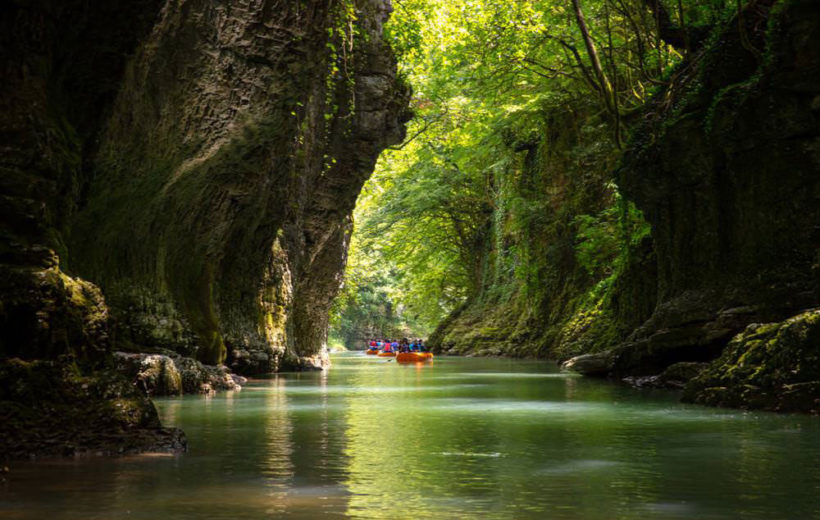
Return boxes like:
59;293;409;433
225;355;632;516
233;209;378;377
606;0;819;411
605;0;818;374
1;0;408;456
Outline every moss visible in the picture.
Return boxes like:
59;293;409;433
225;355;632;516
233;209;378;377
555;282;622;360
683;310;820;412
431;102;659;360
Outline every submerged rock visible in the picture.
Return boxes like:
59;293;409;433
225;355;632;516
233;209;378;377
623;362;709;389
682;310;820;413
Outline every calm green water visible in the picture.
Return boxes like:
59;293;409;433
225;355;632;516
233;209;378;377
3;353;820;519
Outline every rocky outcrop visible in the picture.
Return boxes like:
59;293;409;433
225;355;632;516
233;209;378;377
560;351;614;377
114;352;246;396
0;358;185;459
1;0;407;457
683;310;820;412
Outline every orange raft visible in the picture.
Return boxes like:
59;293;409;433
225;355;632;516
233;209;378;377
365;349;379;355
396;352;434;363
377;351;396;357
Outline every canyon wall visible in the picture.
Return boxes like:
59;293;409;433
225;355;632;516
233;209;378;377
431;0;819;411
71;0;409;373
427;105;656;360
0;0;408;456
607;0;819;410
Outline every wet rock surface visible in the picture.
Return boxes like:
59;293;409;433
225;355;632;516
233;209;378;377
561;352;614;377
622;362;709;390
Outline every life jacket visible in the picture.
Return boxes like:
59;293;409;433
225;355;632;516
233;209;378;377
369;341;376;347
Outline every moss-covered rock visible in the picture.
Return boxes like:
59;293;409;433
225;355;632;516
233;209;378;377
683;310;820;412
0;358;185;459
134;355;182;397
0;265;109;365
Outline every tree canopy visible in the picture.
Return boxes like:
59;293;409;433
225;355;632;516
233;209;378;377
330;0;749;349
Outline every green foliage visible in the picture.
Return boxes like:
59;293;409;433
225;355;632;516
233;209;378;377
330;235;431;348
334;0;737;355
573;188;651;278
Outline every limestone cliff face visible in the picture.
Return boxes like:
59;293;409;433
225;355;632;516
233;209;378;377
0;0;407;455
68;0;409;373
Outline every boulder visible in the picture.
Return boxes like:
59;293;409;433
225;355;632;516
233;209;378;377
683;309;820;413
561;351;614;377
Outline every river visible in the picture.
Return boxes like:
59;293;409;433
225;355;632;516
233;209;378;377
3;353;819;519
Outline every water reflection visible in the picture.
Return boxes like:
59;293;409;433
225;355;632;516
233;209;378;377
261;377;294;514
2;354;819;519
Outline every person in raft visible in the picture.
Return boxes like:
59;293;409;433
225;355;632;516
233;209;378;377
400;338;410;352
417;339;426;352
391;339;399;352
383;340;392;353
369;339;377;349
